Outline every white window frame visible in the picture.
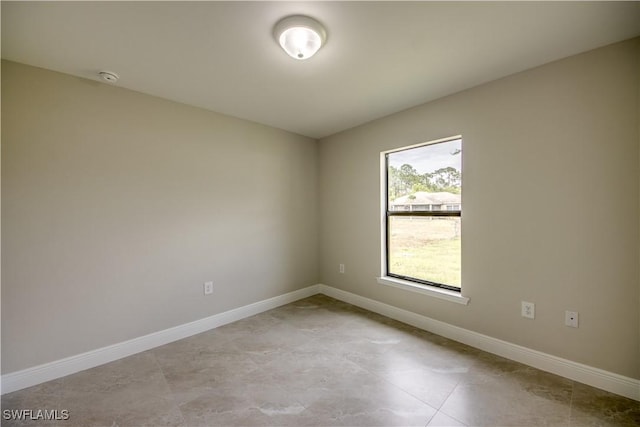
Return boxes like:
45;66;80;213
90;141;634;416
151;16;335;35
378;135;469;305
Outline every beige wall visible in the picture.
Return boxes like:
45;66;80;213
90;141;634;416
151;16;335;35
3;38;639;381
319;38;640;379
1;60;319;373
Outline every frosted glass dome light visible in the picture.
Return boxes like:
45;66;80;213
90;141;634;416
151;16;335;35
274;15;327;60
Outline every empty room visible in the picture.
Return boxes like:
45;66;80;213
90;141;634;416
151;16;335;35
1;1;639;426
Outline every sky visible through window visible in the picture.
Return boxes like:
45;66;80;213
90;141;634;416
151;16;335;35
388;138;461;175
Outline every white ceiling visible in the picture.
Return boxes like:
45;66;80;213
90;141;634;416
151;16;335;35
3;1;640;139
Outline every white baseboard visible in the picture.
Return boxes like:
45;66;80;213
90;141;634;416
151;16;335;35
318;284;640;401
1;285;320;395
3;282;638;402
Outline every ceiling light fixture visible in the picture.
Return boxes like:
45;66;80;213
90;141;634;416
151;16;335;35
273;15;327;60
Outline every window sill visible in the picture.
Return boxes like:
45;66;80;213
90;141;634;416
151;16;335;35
376;276;470;305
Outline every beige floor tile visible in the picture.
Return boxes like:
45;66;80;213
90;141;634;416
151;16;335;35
570;382;640;427
2;294;637;427
0;379;65;427
427;410;467;426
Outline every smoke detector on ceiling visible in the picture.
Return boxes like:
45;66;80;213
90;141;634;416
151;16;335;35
98;71;119;83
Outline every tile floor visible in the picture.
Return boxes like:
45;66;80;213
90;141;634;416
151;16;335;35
2;294;639;426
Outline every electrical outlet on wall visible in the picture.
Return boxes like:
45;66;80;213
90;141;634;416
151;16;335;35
521;301;535;319
203;281;214;295
339;264;345;274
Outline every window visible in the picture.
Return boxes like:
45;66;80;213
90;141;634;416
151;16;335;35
383;137;462;292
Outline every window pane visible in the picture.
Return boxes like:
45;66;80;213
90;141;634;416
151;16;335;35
385;138;462;289
388;216;461;288
387;139;461;207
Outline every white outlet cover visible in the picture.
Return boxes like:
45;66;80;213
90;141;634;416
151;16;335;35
204;281;214;295
565;311;579;328
521;301;535;319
